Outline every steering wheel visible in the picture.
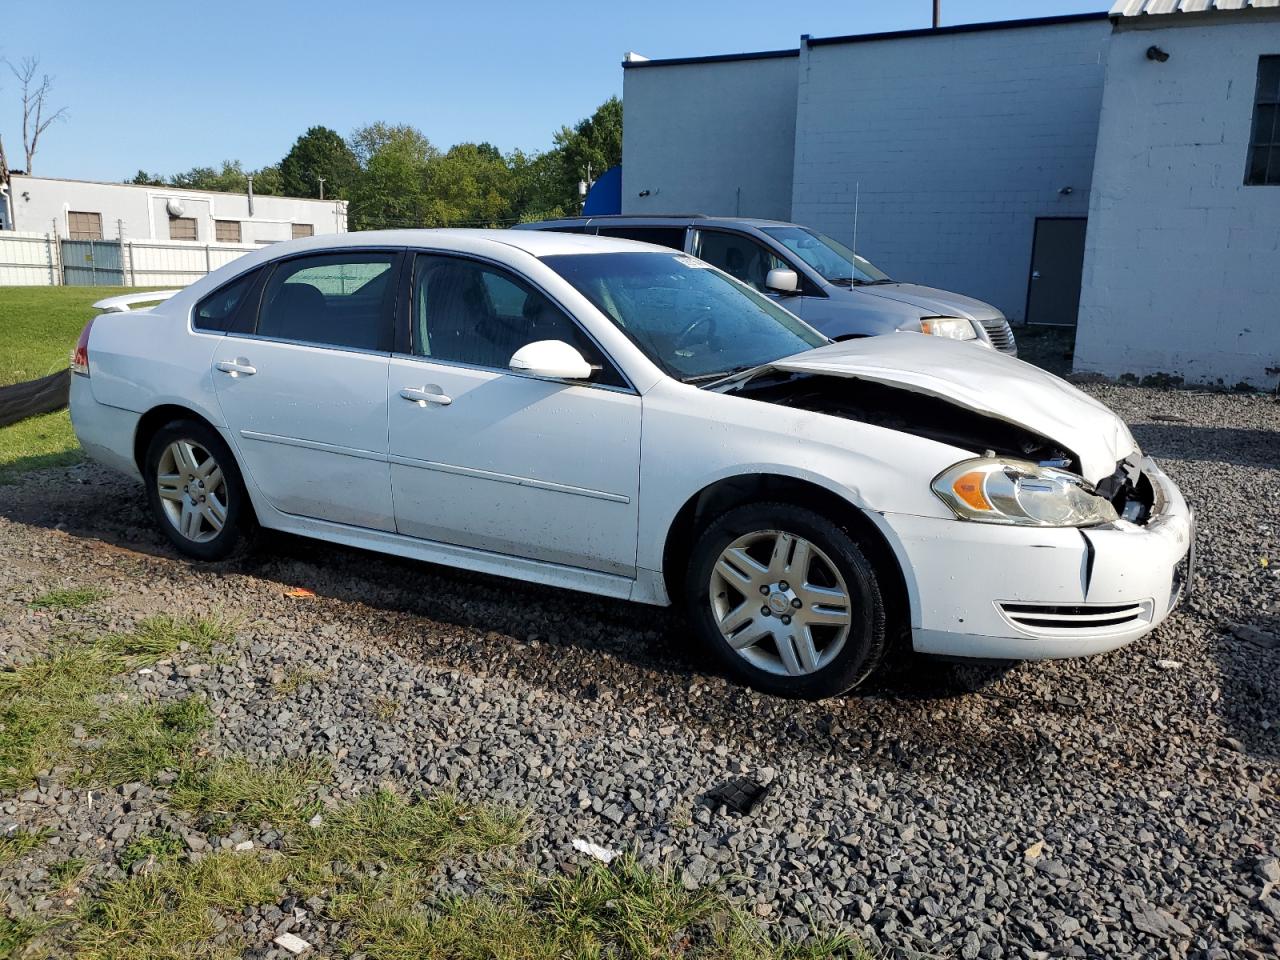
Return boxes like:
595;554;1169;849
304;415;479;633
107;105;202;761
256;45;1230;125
673;312;716;352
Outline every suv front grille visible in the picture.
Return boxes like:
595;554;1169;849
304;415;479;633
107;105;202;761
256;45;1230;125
981;317;1017;355
998;600;1153;634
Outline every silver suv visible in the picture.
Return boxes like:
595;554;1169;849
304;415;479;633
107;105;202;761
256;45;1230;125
517;215;1016;355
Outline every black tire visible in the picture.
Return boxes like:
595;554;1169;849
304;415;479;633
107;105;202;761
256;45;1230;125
684;501;888;700
143;419;255;561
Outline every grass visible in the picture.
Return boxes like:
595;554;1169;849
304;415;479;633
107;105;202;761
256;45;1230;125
0;285;168;483
0;408;81;484
118;831;185;873
70;850;288;960
272;666;330;697
1;611;868;959
169;757;328;830
30;586;110;611
0;827;51;865
50;857;92;892
331;853;869;960
0;615;231;793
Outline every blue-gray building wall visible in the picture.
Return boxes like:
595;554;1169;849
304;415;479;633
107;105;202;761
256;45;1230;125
621;54;798;221
790;18;1110;323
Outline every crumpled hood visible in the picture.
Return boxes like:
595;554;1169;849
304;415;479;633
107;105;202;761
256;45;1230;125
858;282;1003;322
727;335;1137;484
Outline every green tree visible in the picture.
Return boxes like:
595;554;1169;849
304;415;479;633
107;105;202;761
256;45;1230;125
279;125;360;199
346;122;436;230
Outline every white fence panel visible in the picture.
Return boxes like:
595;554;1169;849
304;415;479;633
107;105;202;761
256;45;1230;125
124;240;264;287
0;232;60;286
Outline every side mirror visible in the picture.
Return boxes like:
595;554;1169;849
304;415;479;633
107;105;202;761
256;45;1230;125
509;339;593;380
765;268;799;294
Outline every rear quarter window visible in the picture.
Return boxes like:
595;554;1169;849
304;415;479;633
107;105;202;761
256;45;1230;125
194;268;261;333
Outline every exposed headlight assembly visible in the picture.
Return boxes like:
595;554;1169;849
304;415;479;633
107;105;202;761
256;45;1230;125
919;316;977;341
933;458;1119;527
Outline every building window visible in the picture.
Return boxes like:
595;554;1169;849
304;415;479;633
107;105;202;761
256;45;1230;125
67;211;103;241
215;219;242;243
169;216;198;241
1246;56;1280;186
291;223;314;239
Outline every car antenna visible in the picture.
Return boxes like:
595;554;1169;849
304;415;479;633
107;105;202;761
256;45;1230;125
851;180;860;273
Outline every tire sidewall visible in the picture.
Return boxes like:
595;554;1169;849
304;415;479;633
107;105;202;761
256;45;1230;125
144;420;249;561
685;502;886;700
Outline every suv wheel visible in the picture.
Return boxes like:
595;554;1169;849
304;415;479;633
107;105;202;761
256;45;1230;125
144;419;253;561
685;502;888;699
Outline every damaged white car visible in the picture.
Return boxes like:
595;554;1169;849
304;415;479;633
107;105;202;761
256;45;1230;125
69;231;1194;699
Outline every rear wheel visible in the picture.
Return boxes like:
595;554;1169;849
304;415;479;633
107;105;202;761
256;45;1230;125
684;502;888;699
144;419;253;560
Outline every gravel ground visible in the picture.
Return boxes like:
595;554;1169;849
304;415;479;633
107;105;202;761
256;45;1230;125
1;384;1278;959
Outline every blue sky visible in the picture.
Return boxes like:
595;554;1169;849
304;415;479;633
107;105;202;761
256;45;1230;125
5;0;1103;182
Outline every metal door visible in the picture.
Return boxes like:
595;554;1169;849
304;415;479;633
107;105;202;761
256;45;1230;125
61;239;124;286
1025;218;1087;327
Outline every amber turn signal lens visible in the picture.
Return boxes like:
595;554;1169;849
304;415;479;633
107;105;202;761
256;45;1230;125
952;470;992;511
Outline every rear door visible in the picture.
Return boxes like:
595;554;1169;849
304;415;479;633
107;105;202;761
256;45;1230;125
211;250;403;531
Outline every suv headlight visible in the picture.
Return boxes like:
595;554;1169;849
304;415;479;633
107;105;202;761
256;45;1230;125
919;316;977;341
932;458;1119;527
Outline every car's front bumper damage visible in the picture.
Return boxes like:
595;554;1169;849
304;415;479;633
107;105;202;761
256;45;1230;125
878;456;1193;661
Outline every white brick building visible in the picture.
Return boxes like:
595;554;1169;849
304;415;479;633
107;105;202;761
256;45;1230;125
621;5;1280;388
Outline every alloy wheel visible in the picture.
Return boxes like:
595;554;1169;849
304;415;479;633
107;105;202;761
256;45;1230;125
156;439;227;544
709;529;853;677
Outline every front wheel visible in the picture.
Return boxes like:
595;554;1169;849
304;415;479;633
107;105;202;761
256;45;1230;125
684;502;888;700
144;419;253;561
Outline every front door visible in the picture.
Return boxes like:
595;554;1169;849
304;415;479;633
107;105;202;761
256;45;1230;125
387;253;641;576
211;250;402;531
1026;218;1087;326
691;229;809;317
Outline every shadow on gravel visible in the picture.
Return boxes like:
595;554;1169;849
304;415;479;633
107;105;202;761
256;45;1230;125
1210;614;1280;761
1129;423;1280;469
0;466;1072;779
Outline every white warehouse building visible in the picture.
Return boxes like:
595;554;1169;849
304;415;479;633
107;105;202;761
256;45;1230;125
622;3;1280;388
0;174;346;245
0;174;347;287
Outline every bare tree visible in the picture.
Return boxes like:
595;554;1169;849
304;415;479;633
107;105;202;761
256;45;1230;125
5;56;67;176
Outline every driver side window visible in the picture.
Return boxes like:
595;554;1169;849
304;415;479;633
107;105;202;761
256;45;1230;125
412;255;625;387
694;231;786;292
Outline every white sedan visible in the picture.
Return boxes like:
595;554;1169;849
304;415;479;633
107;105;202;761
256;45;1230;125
69;230;1193;699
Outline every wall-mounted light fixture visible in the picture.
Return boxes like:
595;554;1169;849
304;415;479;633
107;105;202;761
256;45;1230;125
1059;186;1074;196
1146;45;1170;63
638;189;651;198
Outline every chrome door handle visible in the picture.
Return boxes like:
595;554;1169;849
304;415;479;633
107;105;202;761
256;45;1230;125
400;386;452;406
215;358;257;377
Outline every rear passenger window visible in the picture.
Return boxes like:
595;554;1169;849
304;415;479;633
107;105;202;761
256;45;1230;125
194;268;260;333
256;253;397;351
595;226;686;251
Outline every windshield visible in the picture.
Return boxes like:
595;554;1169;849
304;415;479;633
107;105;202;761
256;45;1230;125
761;226;891;284
541;252;828;383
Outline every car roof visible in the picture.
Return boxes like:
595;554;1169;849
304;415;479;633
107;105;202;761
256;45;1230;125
518;215;797;230
245;228;667;260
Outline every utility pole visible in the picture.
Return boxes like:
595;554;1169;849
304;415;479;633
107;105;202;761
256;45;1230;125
318;176;326;201
933;0;940;28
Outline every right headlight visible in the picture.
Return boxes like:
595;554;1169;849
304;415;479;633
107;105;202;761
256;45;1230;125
919;316;977;341
932;457;1119;527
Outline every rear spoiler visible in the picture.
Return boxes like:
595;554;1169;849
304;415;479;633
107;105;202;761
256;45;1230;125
92;290;182;313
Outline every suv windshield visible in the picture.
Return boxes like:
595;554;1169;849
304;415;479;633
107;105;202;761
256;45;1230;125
542;252;828;383
761;226;891;285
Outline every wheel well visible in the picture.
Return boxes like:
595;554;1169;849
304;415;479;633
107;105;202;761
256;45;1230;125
132;404;218;474
661;475;911;634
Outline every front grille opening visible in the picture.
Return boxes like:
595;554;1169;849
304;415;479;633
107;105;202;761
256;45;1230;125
998;600;1152;633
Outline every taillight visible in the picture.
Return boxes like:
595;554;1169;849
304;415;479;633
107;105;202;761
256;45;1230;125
71;318;94;376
